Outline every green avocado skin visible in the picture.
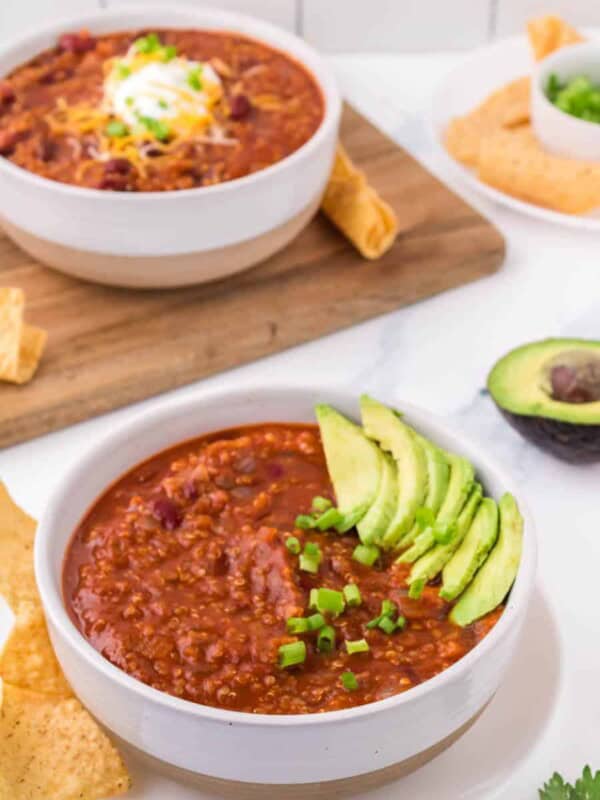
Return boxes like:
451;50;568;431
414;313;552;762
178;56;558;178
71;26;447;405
450;493;523;627
440;497;499;602
487;338;600;464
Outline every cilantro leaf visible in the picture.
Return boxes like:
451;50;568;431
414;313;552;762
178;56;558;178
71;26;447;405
539;773;575;800
574;766;600;800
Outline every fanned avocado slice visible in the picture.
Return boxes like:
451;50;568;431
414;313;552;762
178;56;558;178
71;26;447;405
357;453;398;545
440;497;499;602
450;493;523;627
360;395;428;549
397;454;475;563
408;484;483;591
315;404;383;532
396;435;449;549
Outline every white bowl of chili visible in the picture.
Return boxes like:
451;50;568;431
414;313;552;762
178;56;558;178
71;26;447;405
0;6;341;287
35;385;536;788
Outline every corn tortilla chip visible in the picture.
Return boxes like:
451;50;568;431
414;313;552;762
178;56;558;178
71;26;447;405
445;77;531;167
0;599;71;697
0;288;24;383
12;324;47;385
527;15;584;61
478;125;600;214
321;144;398;259
0;483;37;608
0;680;131;800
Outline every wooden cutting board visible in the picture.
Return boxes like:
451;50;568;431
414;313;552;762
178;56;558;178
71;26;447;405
0;104;504;449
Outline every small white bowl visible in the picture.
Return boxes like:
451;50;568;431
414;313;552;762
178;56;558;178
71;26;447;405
35;385;536;786
0;6;341;288
532;41;600;160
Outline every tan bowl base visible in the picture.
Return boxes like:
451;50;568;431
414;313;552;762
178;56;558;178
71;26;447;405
1;198;320;289
117;702;490;798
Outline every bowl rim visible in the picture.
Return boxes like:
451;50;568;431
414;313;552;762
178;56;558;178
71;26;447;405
532;40;600;131
0;3;341;201
34;384;537;728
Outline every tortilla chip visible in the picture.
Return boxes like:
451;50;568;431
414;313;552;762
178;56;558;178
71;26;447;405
527;15;584;61
0;681;131;800
0;483;37;608
321;144;398;259
445;77;531;167
0;599;71;697
0;288;24;383
11;324;47;385
478;125;600;214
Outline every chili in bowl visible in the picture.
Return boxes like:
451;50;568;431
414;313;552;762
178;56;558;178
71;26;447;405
0;6;341;287
35;386;536;786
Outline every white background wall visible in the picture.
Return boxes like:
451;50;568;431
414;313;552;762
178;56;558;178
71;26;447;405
1;0;600;51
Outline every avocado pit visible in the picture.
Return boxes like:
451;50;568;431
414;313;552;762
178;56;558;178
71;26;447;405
549;356;600;405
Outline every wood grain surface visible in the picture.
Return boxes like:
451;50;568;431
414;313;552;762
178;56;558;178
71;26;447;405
0;104;504;448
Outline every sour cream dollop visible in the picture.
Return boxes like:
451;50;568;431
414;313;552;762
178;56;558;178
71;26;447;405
104;47;222;137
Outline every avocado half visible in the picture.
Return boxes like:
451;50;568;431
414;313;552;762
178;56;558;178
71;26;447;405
488;338;600;464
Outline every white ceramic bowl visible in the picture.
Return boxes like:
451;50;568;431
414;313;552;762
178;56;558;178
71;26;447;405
532;41;600;160
35;386;536;786
0;6;341;288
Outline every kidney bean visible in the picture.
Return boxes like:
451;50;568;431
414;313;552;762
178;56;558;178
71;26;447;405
105;158;131;175
266;462;284;479
0;83;15;108
58;32;96;54
0;130;19;156
229;94;251;120
151;498;182;531
36;138;55;162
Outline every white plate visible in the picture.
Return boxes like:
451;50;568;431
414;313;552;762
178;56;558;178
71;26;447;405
428;32;600;231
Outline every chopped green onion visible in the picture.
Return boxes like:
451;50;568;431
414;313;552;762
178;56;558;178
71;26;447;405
378;616;396;635
135;33;161;54
343;583;362;607
137;115;171;141
105;120;128;138
306;612;325;631
396;615;407;631
285;536;301;555
299;541;322;574
125;96;134;107
317;625;336;653
116;62;131;80
161;44;177;61
315;508;344;531
286;616;309;634
408;579;426;600
352;544;380;567
433;521;456;545
295;514;316;530
341;671;359;691
308;588;319;610
312;496;332;513
312;588;345;616
187;67;204;91
415;507;435;530
345;638;369;654
381;599;397;618
158;99;169;110
278;640;306;668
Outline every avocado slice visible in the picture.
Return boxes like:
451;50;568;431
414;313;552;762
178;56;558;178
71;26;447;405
396;435;449;549
356;453;398;545
397;454;475;563
440;498;499;602
360;395;428;549
407;484;483;591
450;493;523;627
315;404;382;532
488;338;600;463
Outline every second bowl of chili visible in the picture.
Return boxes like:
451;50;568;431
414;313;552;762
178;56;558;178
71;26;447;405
0;6;341;287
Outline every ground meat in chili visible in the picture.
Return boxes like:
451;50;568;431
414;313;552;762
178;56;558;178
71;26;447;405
63;424;502;715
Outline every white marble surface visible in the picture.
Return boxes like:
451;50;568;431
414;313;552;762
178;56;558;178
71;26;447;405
2;52;600;799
